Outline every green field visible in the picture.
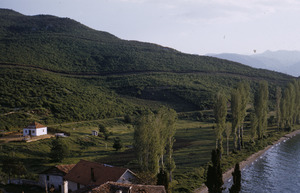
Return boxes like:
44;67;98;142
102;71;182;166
1;115;298;192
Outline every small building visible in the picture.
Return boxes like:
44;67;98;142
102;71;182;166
23;121;47;137
39;164;75;193
63;160;137;193
92;130;98;136
72;181;166;193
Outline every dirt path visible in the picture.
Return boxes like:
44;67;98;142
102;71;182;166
194;129;300;193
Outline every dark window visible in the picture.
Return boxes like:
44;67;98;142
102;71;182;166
59;185;61;191
47;175;49;181
77;183;80;190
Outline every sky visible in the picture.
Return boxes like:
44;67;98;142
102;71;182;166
2;0;300;55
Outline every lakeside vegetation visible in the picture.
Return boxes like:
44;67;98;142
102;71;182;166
0;9;299;193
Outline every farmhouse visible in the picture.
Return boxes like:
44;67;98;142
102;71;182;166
23;121;47;137
39;164;75;193
63;160;137;193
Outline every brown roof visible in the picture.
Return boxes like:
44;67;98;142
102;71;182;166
73;182;166;193
64;160;132;186
40;164;76;176
56;164;76;174
27;121;46;129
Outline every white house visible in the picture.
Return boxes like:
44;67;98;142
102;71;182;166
23;121;47;137
63;160;137;193
39;164;75;193
92;130;98;136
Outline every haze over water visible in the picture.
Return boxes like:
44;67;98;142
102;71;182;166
225;134;300;193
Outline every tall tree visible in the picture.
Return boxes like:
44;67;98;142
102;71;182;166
157;168;169;193
133;107;177;181
205;149;224;193
238;82;250;148
249;113;258;142
134;110;160;176
254;81;269;139
225;122;232;155
156;106;177;182
276;87;282;130
231;82;250;151
214;92;227;154
231;89;242;151
229;163;241;193
281;83;296;130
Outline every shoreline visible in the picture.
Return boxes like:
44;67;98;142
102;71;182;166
194;129;300;193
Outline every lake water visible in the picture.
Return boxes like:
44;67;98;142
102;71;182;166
224;133;300;193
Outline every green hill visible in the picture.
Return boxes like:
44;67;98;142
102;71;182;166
0;9;294;129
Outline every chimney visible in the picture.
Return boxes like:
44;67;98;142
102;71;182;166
91;168;95;182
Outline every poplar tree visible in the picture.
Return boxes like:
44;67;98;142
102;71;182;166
205;149;224;193
225;122;231;155
231;82;250;151
229;163;241;193
249;113;258;142
213;92;227;154
238;82;250;148
156;107;177;182
231;89;242;151
276;87;282;130
134;111;160;175
133;107;177;181
281;83;296;130
254;81;268;139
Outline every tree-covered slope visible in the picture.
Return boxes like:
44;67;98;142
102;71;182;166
0;9;292;78
0;9;295;129
0;67;137;129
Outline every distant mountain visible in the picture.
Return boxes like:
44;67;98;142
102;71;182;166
208;50;300;77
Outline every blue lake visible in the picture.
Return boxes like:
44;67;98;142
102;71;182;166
224;133;300;193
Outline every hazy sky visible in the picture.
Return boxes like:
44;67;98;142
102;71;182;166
2;0;300;55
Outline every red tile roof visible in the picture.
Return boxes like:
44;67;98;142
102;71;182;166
27;121;46;129
73;182;166;193
64;160;133;186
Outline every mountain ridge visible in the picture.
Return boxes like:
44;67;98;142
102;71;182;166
208;50;300;77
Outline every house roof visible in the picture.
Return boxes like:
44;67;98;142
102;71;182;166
56;164;76;174
72;182;166;193
26;121;46;129
64;160;132;186
40;164;76;176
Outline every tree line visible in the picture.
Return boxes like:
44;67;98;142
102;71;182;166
208;79;300;193
213;79;300;155
133;106;177;192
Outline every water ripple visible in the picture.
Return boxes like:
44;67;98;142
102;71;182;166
224;134;300;193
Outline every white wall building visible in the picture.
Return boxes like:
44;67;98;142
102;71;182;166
23;121;47;137
39;164;75;193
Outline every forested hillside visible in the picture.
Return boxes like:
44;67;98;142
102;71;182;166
0;9;295;129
